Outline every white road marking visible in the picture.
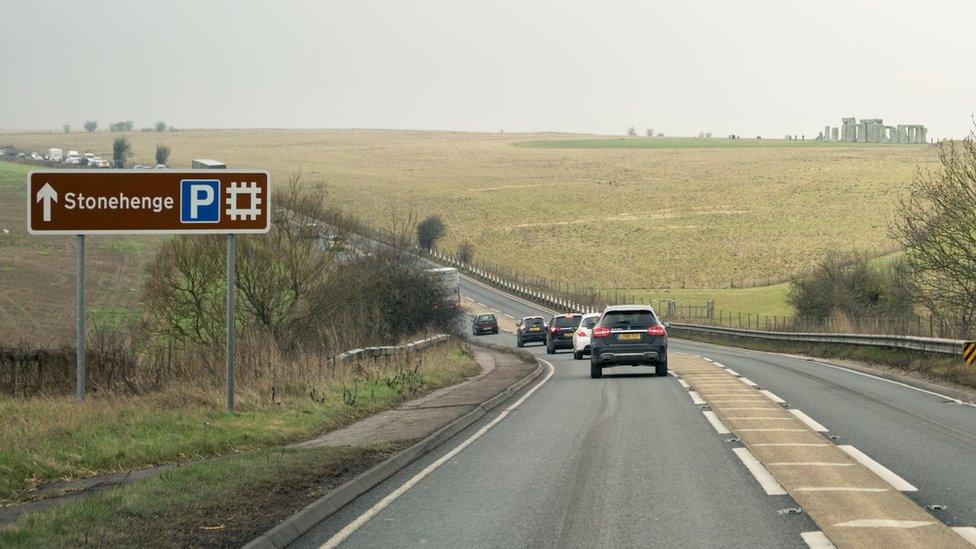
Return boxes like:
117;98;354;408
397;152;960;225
732;447;788;495
713;362;725;368
739;377;759;387
702;411;730;434
708;400;771;404
951;527;976;546
677;378;690;389
837;445;918;492
703;358;714;362
834;519;933;528
688;390;705;405
801;531;836;549
722;407;782;411
759;389;786;404
767;462;854;467
794;487;889;493
753;443;831;447
788;409;828;432
725;368;740;376
318;360;556;548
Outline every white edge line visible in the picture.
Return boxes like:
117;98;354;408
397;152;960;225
951;527;976;546
837;445;917;492
702;410;730;434
739;377;758;387
801;531;837;549
713;362;725;368
788;409;828;432
688;390;705;405
319;360;556;548
759;389;786;404
725;368;740;376
732;447;788;495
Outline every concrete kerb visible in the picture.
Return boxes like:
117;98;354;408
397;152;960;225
243;350;545;549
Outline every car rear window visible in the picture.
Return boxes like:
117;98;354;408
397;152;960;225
524;318;544;326
476;314;496;321
553;315;582;328
582;317;598;329
601;310;657;328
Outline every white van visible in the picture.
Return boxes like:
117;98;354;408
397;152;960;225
48;148;63;162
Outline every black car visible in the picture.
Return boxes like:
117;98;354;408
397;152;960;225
546;313;583;354
516;316;547;347
472;313;499;335
589;306;668;378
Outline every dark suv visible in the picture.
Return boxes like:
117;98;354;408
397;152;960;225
546;313;583;354
516;316;547;347
589;306;668;378
472;313;499;335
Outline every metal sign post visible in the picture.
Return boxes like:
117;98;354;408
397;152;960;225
27;169;270;408
76;234;85;402
226;234;236;412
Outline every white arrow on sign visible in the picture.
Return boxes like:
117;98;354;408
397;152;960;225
36;183;58;222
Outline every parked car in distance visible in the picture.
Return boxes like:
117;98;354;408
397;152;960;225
155;164;167;169
589;305;669;378
516;316;547;347
472;313;499;335
94;159;110;168
64;156;82;165
48;148;62;162
546;313;583;354
572;313;601;360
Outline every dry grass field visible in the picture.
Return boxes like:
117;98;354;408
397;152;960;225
0;130;936;326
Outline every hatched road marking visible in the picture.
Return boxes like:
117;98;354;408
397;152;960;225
732;447;788;495
801;531;836;548
837;445;918;492
789;409;829;432
702;411;730;434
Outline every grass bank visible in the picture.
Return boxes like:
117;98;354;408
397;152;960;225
0;444;398;548
670;329;976;389
0;342;478;502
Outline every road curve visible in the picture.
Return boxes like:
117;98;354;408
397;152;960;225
291;275;976;548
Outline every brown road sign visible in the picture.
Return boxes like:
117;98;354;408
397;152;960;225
27;170;270;235
964;342;976;364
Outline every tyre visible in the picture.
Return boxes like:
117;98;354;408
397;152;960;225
573;350;582;360
517;338;524;347
493;328;499;334
546;342;554;354
656;361;668;377
590;358;602;378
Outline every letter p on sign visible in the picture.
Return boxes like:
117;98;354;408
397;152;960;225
181;180;220;223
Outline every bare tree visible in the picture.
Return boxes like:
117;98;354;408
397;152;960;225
892;134;976;337
458;240;474;264
155;144;171;166
385;197;418;249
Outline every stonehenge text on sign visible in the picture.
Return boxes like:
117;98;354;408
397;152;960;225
27;170;271;234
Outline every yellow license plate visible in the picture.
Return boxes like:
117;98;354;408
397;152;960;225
564;332;574;337
617;333;641;341
529;327;540;331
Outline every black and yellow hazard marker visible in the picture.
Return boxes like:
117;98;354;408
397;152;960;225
964;342;976;364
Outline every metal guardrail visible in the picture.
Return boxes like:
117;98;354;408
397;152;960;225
669;322;965;356
334;334;450;364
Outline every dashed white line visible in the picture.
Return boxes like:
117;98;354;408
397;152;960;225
767;462;854;467
788;409;829;432
837;445;918;492
732;447;788;495
676;378;690;389
713;362;725;368
318;360;556;548
702;411;730;434
737;428;809;432
739;377;759;387
801;531;836;549
688;391;705;405
724;416;793;420
951;527;976;546
722;407;782;411
759;389;786;404
725;368;740;376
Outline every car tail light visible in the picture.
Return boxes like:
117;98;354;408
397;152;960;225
577;329;586;337
550;326;560;334
647;324;667;337
592;326;611;338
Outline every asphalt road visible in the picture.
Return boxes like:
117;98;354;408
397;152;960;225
292;275;976;548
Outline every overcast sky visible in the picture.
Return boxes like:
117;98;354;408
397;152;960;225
2;0;974;137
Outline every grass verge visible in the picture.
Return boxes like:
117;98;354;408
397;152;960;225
671;329;976;389
0;342;478;502
0;444;400;548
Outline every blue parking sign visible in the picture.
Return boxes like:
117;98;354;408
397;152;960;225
180;180;221;223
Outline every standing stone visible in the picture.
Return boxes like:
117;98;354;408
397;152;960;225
831;127;839;141
897;125;908;143
824;126;830;141
842;117;856;142
909;126;917;143
919;126;928;143
858;120;868;142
